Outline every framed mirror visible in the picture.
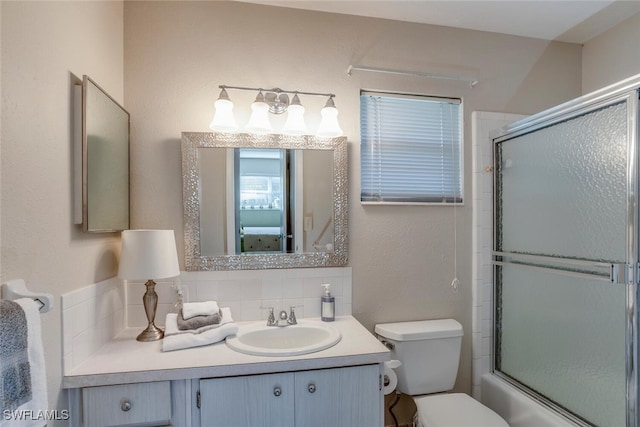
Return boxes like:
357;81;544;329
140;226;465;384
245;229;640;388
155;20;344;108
75;75;130;232
181;132;347;270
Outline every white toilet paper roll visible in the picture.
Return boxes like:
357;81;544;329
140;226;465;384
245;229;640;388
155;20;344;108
382;364;398;395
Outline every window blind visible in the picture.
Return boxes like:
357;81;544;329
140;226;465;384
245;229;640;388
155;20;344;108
360;92;463;203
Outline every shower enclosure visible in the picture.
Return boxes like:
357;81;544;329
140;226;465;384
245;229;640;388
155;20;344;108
492;76;640;427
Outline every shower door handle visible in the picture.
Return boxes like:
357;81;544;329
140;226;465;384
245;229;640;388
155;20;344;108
493;251;633;284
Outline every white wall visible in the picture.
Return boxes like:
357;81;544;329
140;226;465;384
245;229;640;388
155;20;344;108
1;1;124;421
124;1;582;394
582;11;640;93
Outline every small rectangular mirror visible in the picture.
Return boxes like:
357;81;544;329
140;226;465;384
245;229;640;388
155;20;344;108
75;75;130;232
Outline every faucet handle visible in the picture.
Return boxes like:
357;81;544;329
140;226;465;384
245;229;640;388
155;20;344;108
288;305;302;325
261;306;276;326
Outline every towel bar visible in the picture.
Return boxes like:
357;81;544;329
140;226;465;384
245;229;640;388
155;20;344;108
1;279;53;313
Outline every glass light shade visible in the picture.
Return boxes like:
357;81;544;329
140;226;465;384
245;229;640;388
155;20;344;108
246;99;272;134
282;104;308;135
118;229;180;280
209;98;238;132
209;99;238;132
316;104;343;138
210;89;238;132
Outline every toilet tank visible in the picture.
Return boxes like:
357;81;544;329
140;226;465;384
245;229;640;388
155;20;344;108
375;319;463;395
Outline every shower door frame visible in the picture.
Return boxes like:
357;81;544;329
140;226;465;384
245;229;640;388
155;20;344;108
491;75;640;427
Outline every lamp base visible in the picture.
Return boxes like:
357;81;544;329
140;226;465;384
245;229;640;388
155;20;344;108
136;279;164;342
137;323;164;342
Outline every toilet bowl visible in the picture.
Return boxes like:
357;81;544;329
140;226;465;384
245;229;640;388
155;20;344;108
413;393;508;427
375;319;509;427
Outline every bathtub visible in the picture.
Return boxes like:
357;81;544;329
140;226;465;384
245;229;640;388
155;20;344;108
481;374;578;427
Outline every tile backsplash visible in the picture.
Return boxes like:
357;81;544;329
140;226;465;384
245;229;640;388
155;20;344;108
126;267;352;328
61;267;352;372
61;276;125;375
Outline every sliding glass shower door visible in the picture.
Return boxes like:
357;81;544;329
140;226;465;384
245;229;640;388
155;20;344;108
493;87;639;426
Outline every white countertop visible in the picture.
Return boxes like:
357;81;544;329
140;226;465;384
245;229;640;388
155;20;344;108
63;316;390;389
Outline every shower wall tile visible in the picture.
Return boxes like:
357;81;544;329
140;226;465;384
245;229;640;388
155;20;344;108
471;112;525;399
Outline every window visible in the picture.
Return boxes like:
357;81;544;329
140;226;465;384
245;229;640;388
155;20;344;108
238;149;283;210
360;91;463;204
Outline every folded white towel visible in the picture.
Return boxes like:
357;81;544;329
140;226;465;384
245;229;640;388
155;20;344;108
162;307;238;352
182;301;220;320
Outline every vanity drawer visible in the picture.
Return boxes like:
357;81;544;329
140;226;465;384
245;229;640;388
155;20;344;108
82;381;171;427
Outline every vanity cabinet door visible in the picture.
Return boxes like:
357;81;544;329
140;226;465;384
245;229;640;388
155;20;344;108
294;365;381;427
199;372;295;427
82;381;171;427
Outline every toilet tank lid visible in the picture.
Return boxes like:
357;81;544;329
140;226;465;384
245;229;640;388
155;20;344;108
375;319;463;341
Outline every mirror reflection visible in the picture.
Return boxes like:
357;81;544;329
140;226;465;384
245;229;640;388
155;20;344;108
182;132;347;270
199;148;334;256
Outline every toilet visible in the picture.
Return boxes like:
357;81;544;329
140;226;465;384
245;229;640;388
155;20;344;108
375;319;509;427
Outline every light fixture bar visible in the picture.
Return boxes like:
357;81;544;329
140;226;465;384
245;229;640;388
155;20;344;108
220;85;336;99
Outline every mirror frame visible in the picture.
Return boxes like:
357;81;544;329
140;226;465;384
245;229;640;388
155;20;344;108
181;132;348;270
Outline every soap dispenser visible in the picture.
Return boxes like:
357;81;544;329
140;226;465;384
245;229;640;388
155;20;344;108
320;284;335;322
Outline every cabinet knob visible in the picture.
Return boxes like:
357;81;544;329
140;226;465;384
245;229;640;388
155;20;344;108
273;386;282;397
120;399;132;412
307;383;316;394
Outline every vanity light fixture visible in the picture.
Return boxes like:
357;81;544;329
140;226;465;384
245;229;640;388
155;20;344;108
282;93;309;135
245;91;273;134
316;96;343;138
209;88;238;132
209;85;342;137
118;229;180;342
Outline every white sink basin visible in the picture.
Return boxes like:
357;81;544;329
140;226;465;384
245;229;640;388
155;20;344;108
226;320;342;356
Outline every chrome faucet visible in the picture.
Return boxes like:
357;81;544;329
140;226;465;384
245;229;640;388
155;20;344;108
287;306;298;325
277;309;289;326
265;307;276;326
263;306;299;327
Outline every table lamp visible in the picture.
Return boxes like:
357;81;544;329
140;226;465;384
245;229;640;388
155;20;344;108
118;229;180;342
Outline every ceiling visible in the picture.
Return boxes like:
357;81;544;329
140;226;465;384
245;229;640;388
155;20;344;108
235;0;640;44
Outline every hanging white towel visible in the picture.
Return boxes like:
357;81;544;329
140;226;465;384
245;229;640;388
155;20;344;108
0;298;48;427
162;307;238;352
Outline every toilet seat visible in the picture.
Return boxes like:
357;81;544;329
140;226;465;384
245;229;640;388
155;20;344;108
414;393;509;427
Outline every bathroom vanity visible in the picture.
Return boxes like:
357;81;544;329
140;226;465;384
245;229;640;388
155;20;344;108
63;316;389;427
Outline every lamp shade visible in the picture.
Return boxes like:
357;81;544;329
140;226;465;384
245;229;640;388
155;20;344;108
118;230;180;281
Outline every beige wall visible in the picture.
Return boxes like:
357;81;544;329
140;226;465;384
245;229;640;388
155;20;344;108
124;1;582;393
1;0;123;420
6;0;614;415
582;11;640;93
